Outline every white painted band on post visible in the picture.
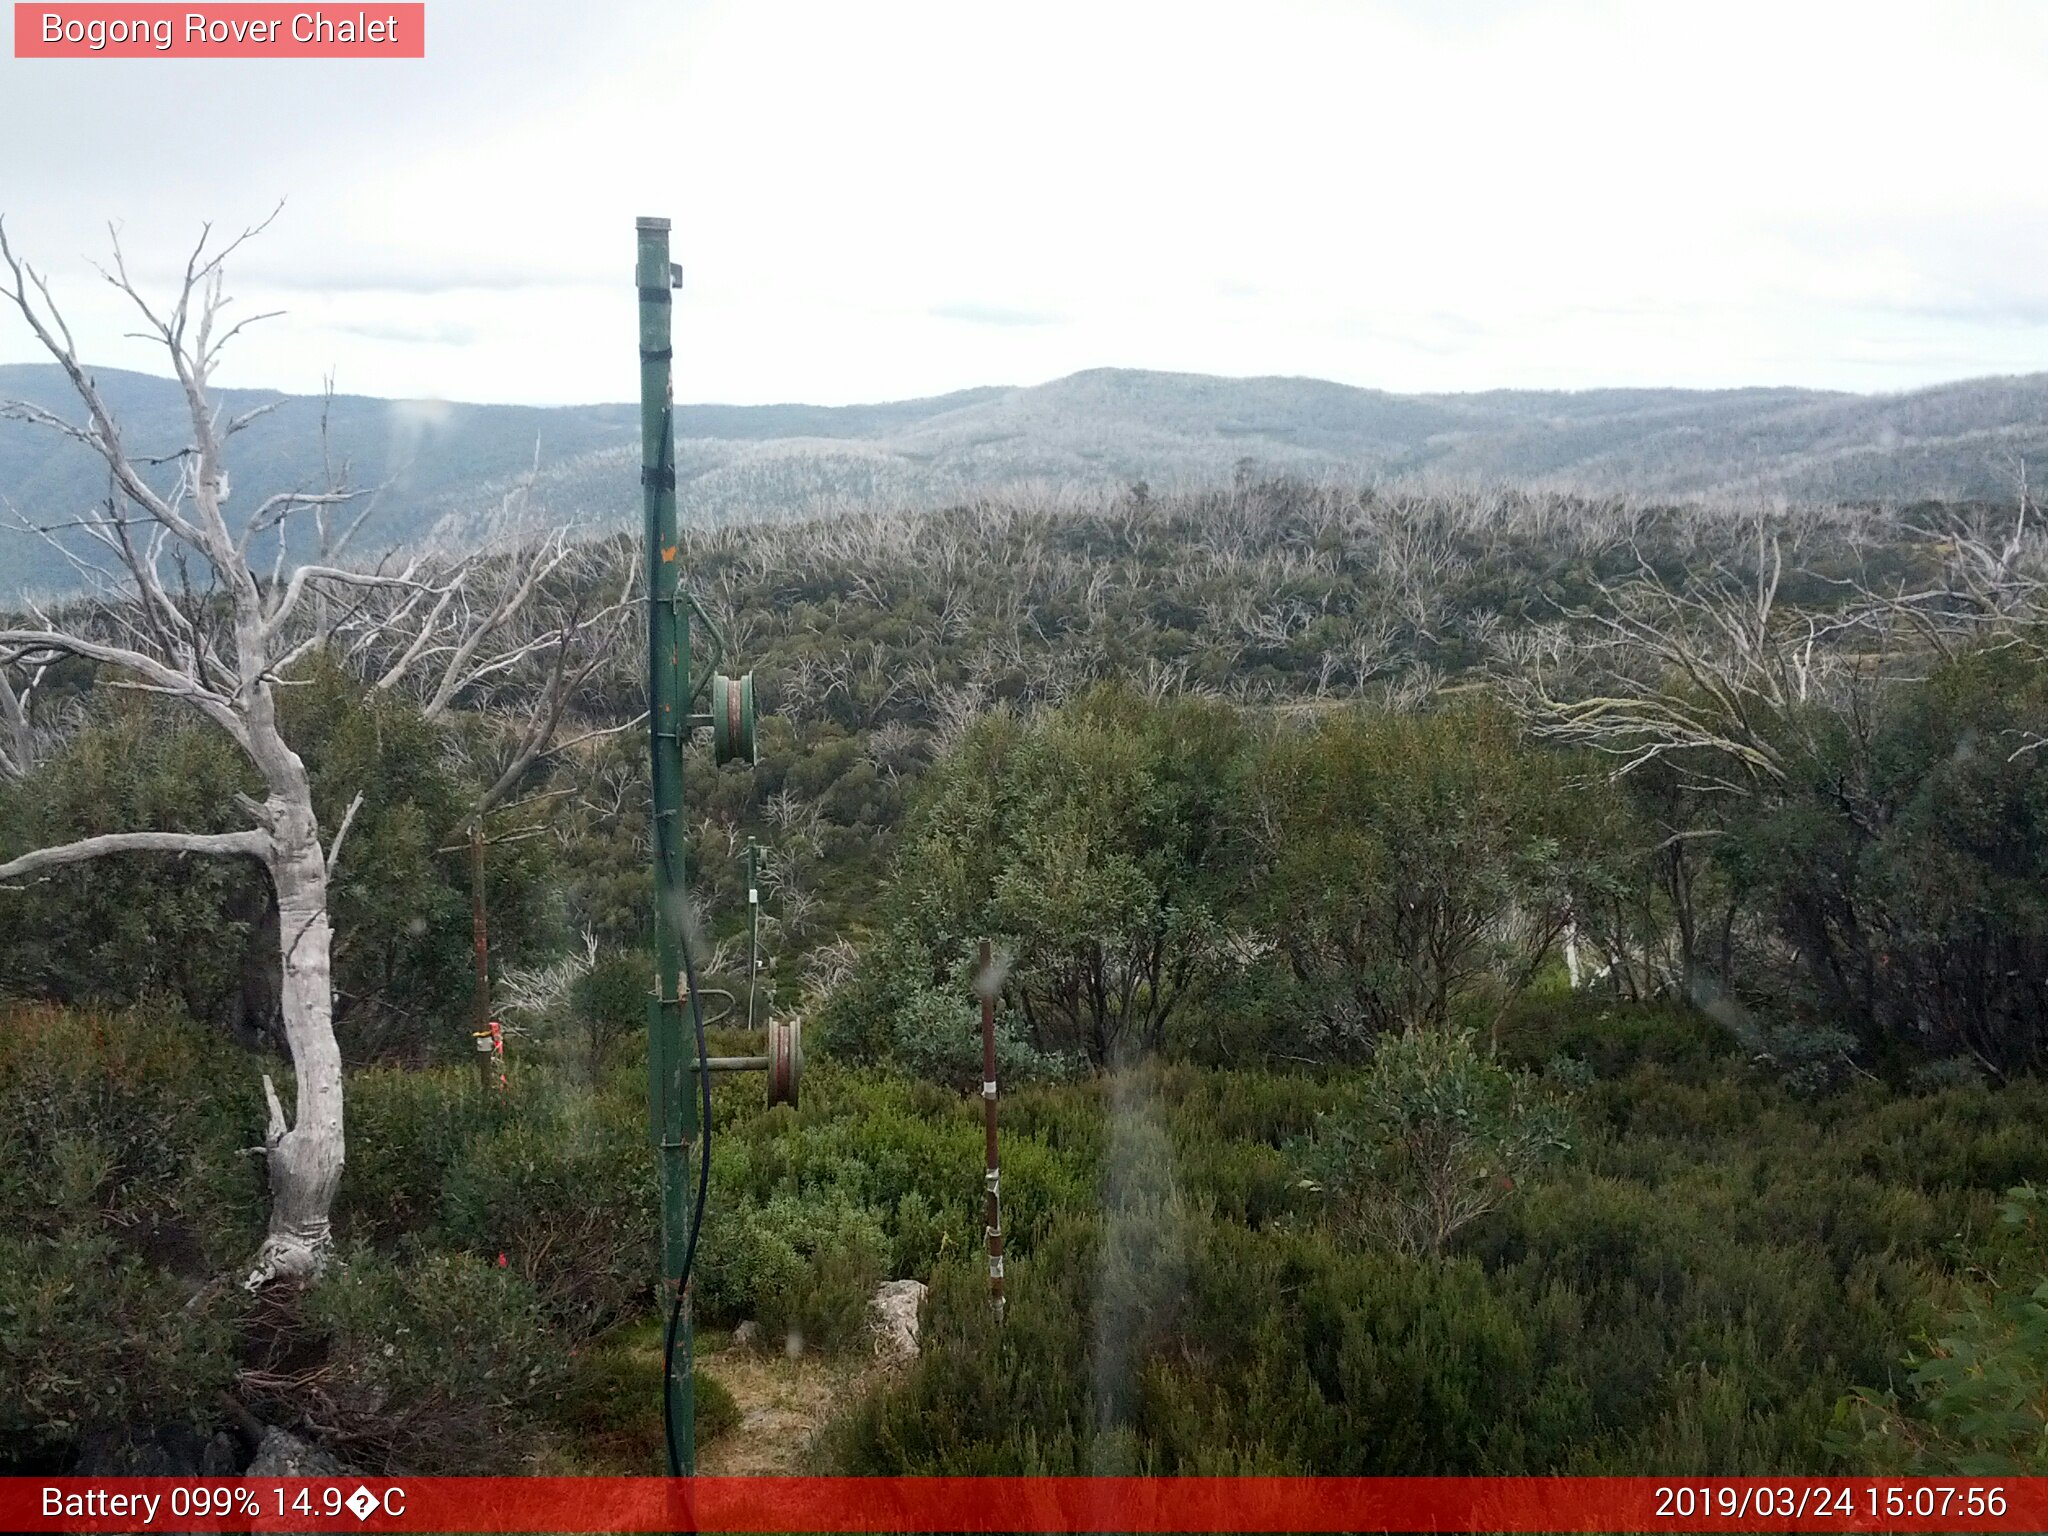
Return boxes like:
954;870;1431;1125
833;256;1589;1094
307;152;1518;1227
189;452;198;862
985;1169;999;1193
989;1256;1005;1278
982;1080;997;1098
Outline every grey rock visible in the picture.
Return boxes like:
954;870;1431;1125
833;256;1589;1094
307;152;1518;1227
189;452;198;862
204;1431;242;1476
246;1426;348;1477
869;1278;927;1365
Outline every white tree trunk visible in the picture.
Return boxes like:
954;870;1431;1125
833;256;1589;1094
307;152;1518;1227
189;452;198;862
245;794;346;1287
0;216;384;1292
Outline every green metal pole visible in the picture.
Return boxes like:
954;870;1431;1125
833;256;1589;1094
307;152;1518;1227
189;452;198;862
638;215;695;1474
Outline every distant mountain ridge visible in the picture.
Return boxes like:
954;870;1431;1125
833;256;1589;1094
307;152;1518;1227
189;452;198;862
3;362;2044;600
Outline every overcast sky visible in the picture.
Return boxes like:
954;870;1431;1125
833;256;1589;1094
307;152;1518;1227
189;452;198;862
2;0;2045;406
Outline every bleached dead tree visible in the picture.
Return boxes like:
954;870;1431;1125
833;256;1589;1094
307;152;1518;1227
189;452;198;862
0;656;49;779
0;214;420;1285
1496;525;1872;995
354;523;638;814
1517;506;2047;795
1856;485;2047;665
1511;527;1868;796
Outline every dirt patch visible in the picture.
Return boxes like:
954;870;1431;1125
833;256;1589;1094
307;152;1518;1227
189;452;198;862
695;1346;879;1475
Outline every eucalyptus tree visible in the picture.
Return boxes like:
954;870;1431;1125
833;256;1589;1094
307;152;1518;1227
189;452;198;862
0;214;425;1283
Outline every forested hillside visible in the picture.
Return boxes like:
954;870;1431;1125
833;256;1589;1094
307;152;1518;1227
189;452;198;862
6;470;2048;1477
10;361;2048;601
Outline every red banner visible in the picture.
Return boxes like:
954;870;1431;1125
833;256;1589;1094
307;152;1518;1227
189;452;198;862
2;1476;2042;1533
13;4;424;58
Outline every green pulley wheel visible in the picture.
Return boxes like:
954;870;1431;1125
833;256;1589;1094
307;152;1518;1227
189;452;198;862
711;672;757;766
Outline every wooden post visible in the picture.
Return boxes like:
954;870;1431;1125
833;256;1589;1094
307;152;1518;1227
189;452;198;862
979;939;1005;1321
471;824;492;1093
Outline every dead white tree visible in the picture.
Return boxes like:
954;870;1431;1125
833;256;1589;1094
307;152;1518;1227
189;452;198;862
1855;483;2047;664
354;522;638;810
1511;527;1868;796
0;215;419;1286
1517;505;2048;796
0;655;49;779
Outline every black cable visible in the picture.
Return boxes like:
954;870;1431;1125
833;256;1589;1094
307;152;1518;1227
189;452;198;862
651;395;713;1480
661;918;712;1478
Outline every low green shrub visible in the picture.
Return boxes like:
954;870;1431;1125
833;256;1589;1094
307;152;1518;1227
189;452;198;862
0;1002;265;1271
546;1318;739;1467
816;936;1075;1090
695;1190;890;1349
694;1367;742;1442
303;1245;572;1472
1296;1028;1572;1256
827;1216;1595;1475
1496;992;1738;1084
337;1064;506;1242
438;1089;657;1340
0;1228;240;1468
1838;1185;2048;1474
17;988;2047;1481
819;1019;2048;1478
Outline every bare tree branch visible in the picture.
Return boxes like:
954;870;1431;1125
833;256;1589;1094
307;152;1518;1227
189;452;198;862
0;828;270;884
324;791;366;877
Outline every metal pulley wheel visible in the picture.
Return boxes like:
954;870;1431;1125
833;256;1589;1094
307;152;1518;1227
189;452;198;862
712;671;757;766
766;1015;802;1108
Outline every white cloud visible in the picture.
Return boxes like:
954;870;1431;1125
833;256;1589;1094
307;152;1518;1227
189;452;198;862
1;0;2043;403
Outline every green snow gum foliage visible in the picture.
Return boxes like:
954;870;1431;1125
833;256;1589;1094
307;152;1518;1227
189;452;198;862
1294;1026;1573;1257
1249;700;1632;1049
835;687;1638;1078
829;684;1253;1075
1722;645;2048;1077
0;662;557;1065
